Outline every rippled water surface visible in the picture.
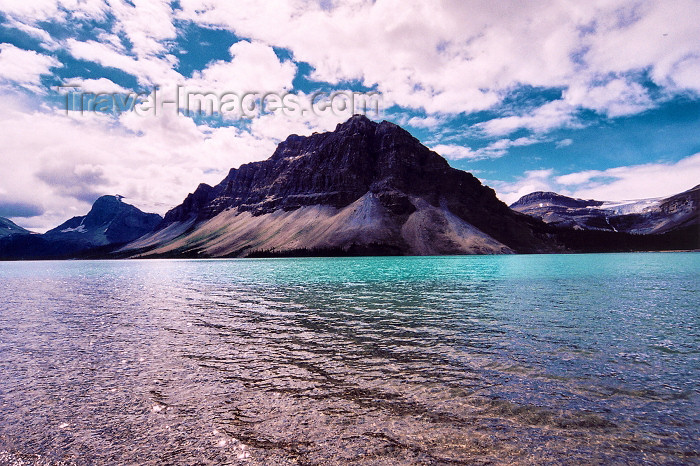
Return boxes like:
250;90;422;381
0;253;698;464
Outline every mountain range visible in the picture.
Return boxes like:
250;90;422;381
510;186;699;235
0;195;161;260
1;115;697;259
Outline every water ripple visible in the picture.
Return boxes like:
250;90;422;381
0;254;698;464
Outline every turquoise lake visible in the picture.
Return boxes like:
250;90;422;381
0;253;698;464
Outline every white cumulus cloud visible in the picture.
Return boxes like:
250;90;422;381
491;154;700;205
0;44;60;92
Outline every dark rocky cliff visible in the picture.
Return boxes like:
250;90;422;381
511;186;699;235
158;115;551;254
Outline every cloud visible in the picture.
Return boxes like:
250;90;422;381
478;76;657;136
107;0;176;58
66;39;180;86
489;169;556;205
3;17;59;49
489;136;542;150
432;136;542;161
0;201;44;218
0;93;277;232
5;0;700;122
63;77;129;94
406;115;445;129
431;144;480;160
65;39;296;105
6;0;699;135
556;170;604;186
0;0;62;22
35;162;111;203
564;77;654;117
555;138;573;149
559;153;700;201
189;40;297;93
0;43;60;92
0;0;108;24
476;100;578;136
248;97;353;141
583;0;700;95
175;0;700;120
666;55;700;93
491;153;700;204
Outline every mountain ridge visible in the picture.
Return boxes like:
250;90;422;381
511;185;699;235
0;195;162;260
0;216;31;239
125;115;558;258
1;117;697;260
45;195;162;246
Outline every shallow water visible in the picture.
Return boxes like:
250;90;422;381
0;253;698;464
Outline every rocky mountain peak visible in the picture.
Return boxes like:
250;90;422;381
334;113;377;132
46;195;162;245
511;192;604;209
164;114;459;223
1;195;163;260
154;115;550;255
86;195;127;225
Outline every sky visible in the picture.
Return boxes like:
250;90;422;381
0;0;699;232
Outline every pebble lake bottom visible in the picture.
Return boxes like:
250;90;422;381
0;253;698;464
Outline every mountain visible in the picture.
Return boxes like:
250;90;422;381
0;195;162;260
3;118;696;260
511;185;699;235
0;217;31;239
44;195;162;246
124;115;561;258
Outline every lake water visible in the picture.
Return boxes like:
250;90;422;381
0;253;698;464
